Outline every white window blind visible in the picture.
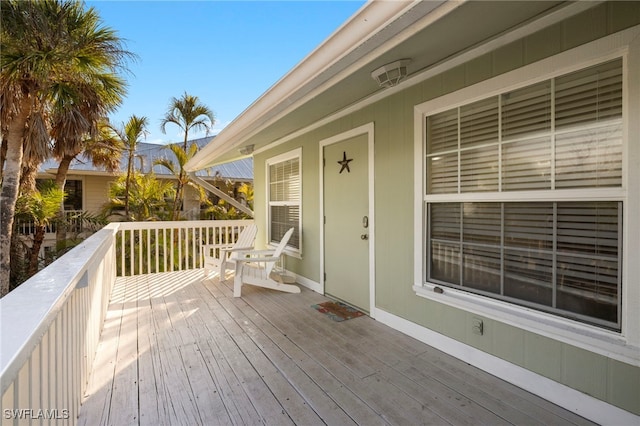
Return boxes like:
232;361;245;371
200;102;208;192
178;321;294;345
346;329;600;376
426;59;622;193
268;155;301;250
428;201;621;329
425;59;623;330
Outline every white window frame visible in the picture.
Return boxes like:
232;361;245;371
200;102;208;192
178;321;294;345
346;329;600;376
265;148;302;256
413;26;640;366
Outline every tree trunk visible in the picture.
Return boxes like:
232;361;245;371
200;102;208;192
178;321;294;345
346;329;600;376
173;172;184;221
20;162;39;195
10;230;27;291
55;155;73;252
125;149;134;220
0;137;7;182
173;133;190;220
0;97;30;297
27;225;46;277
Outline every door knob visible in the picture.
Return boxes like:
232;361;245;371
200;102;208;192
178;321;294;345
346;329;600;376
361;234;368;240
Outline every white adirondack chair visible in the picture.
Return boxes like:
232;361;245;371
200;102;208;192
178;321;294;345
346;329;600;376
202;224;258;278
233;227;300;297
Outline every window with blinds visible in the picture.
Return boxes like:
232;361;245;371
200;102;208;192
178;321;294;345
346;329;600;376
267;153;301;250
425;59;623;330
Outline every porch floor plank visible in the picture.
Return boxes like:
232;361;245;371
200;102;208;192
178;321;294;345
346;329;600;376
79;270;595;426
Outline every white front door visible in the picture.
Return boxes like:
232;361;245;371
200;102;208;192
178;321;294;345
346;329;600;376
322;132;371;312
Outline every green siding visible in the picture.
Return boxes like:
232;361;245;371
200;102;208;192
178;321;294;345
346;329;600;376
563;346;609;401
524;333;564;382
524;23;563;63
609;360;640;411
253;4;640;415
563;7;607;48
492;322;526;366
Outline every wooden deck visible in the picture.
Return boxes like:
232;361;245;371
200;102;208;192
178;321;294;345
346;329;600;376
78;270;594;426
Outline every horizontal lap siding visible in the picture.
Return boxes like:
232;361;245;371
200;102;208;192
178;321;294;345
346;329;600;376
80;175;111;214
253;3;640;416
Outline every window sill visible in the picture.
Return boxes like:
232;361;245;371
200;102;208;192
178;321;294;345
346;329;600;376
413;283;639;366
283;249;302;260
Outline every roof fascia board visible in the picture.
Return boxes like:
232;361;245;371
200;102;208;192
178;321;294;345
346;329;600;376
253;0;601;157
186;0;429;172
42;168;118;177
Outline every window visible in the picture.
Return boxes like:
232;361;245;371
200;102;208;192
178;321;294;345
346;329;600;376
36;179;83;210
424;59;623;330
266;149;301;252
63;180;83;210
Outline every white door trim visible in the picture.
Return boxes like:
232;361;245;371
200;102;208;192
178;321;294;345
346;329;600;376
319;122;375;317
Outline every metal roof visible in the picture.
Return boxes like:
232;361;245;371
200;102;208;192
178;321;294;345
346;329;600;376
39;136;253;181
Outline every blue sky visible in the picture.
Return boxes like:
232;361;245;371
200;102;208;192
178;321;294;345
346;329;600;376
87;0;366;144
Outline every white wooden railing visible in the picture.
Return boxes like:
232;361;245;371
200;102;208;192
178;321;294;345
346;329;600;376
0;219;251;424
0;226;116;425
113;220;254;277
14;210;86;236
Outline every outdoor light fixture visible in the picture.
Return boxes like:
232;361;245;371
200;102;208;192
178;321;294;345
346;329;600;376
238;144;254;155
371;59;411;88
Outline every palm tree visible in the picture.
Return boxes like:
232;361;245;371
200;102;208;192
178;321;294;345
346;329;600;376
54;119;124;250
0;0;131;296
14;182;65;277
105;116;149;220
154;142;209;220
103;172;175;221
160;93;215;220
237;182;254;210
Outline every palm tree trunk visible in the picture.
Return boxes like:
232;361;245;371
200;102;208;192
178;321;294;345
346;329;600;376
0;97;30;297
27;225;46;277
1;137;7;182
20;162;39;194
173;133;190;220
55;155;73;251
9;231;25;290
173;173;184;221
125;149;134;220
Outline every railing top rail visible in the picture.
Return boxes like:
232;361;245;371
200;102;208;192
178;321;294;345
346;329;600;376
112;219;253;231
0;227;116;394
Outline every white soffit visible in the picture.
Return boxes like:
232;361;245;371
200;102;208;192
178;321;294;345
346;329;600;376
187;0;593;170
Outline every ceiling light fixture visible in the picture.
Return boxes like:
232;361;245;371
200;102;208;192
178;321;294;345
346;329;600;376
371;59;411;88
238;144;254;155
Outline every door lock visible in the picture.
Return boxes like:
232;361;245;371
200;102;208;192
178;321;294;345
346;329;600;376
362;216;369;228
361;234;368;240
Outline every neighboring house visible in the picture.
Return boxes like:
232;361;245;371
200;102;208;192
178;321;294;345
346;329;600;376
36;136;253;216
24;137;253;253
186;1;640;423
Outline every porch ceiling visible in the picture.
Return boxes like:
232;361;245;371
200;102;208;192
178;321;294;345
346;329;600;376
187;0;572;168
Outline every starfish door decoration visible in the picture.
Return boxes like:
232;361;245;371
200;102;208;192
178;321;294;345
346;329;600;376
337;151;353;174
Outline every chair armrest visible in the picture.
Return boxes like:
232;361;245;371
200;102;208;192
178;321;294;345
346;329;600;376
235;249;276;255
223;246;255;253
202;243;234;252
202;243;231;248
236;256;280;264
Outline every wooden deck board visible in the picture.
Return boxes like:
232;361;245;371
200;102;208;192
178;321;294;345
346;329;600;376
78;270;596;426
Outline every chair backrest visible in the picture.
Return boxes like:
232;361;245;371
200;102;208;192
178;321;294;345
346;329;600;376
266;227;294;275
234;224;258;248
